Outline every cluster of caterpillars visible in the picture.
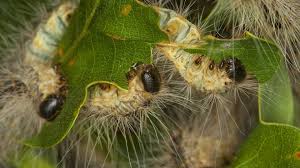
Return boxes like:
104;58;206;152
0;1;251;167
23;2;248;122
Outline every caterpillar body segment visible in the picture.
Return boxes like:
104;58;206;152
0;1;78;162
151;125;242;168
88;64;161;115
0;2;77;162
157;47;242;93
155;7;202;45
22;2;77;101
25;2;77;64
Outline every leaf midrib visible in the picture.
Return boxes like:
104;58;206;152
62;0;102;63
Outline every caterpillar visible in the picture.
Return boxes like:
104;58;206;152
207;0;300;71
0;1;77;165
151;4;258;109
205;1;300;117
78;61;188;143
56;62;193;167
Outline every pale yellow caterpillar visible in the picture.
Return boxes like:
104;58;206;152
152;6;258;101
0;1;77;164
24;2;77;100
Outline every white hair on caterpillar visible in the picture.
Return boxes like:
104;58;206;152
55;132;115;168
0;62;43;164
144;90;258;168
0;0;77;165
0;0;51;164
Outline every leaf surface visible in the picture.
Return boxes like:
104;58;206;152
259;65;294;125
231;124;300;168
232;63;298;167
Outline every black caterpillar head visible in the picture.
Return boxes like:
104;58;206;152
141;64;161;93
224;58;246;83
39;94;64;121
126;63;162;93
141;65;161;93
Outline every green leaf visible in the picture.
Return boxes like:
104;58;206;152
232;61;298;167
259;64;294;125
185;32;282;83
19;158;54;168
231;124;300;168
14;150;56;168
25;0;168;147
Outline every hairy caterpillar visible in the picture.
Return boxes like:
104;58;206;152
0;1;77;164
151;2;258;108
206;1;300;120
208;0;300;70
